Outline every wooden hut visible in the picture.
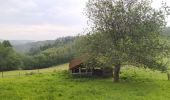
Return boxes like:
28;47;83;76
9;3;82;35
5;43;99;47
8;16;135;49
69;59;113;77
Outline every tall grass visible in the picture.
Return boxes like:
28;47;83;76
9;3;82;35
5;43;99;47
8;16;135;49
0;64;170;100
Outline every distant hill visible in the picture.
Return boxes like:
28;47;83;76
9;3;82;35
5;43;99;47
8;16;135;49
12;36;76;53
0;37;76;53
10;40;36;45
27;36;77;55
13;40;56;53
0;39;37;53
0;39;35;45
22;36;77;69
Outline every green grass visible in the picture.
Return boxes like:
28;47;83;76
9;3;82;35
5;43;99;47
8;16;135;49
1;63;68;77
0;64;170;100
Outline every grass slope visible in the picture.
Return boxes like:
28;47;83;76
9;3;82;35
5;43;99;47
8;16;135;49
2;64;68;77
0;64;170;100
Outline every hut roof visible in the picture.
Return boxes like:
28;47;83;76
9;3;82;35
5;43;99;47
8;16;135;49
69;59;82;70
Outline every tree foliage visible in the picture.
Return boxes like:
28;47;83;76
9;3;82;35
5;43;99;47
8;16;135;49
82;0;170;82
2;40;12;47
0;41;22;71
0;37;77;71
22;36;77;70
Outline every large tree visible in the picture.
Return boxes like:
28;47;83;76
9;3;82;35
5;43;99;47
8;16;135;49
83;0;170;82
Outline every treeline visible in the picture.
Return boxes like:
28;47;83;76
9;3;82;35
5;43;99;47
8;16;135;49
28;36;76;55
22;37;77;69
1;31;170;72
0;36;78;71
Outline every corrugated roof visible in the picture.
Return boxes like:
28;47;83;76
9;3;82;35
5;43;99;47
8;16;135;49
69;59;82;70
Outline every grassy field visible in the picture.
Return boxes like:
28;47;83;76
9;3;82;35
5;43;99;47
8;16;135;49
1;64;68;77
0;64;170;100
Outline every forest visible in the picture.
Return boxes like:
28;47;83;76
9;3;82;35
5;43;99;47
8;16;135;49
0;36;78;71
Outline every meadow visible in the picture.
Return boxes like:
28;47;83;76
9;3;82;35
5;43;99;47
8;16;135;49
0;64;170;100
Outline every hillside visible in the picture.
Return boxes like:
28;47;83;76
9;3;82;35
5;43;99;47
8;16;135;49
0;64;170;100
15;36;77;70
13;40;55;53
5;27;170;54
10;40;36;45
0;39;35;45
0;0;170;100
0;39;36;53
12;36;76;53
0;36;77;71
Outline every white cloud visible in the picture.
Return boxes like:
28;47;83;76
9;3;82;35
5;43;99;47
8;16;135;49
0;0;88;40
0;0;169;40
0;24;84;40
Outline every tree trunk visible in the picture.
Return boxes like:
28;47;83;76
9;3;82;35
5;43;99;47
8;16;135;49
113;64;121;82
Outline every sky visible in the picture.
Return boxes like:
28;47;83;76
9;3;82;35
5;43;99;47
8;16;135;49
0;0;170;40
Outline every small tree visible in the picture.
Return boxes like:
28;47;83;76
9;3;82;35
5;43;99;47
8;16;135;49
83;0;170;82
2;40;12;47
0;41;22;71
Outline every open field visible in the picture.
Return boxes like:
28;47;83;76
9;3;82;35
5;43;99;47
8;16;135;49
1;64;68;78
0;64;170;100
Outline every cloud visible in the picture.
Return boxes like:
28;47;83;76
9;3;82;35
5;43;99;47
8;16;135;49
0;0;169;40
0;0;88;40
0;24;84;40
0;0;88;25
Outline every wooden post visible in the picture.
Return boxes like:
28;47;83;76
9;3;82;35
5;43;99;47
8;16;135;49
167;73;170;80
86;67;88;74
79;67;81;77
91;68;93;76
2;71;3;78
38;69;39;73
79;67;81;74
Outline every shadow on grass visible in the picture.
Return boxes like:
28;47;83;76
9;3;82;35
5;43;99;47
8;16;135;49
54;70;159;83
51;70;112;82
